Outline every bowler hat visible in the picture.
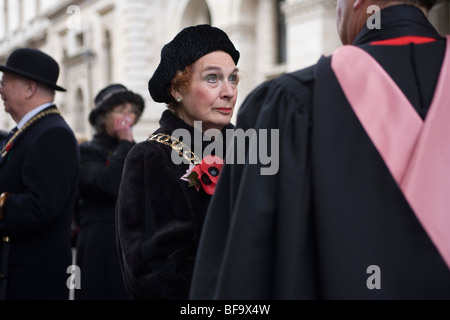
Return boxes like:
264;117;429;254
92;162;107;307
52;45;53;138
149;24;240;104
0;48;66;91
89;84;146;126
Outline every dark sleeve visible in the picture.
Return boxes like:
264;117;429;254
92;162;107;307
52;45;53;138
0;126;79;235
190;68;319;299
79;140;134;198
116;142;197;300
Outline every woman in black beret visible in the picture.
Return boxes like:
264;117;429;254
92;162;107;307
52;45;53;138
115;24;240;299
75;84;145;300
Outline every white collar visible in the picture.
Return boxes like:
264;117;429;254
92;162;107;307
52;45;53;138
17;103;54;129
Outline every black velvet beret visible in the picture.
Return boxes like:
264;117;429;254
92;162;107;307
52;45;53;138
148;24;240;104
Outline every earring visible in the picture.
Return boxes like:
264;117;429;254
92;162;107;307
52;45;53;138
177;97;183;103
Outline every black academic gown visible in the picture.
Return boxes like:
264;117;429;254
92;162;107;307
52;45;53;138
0;106;80;300
190;5;450;300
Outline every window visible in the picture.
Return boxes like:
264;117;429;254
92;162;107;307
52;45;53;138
74;88;85;133
104;30;112;82
181;0;211;28
76;32;84;48
276;0;287;64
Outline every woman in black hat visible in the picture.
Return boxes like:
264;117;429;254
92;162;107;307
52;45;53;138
75;84;145;300
116;24;240;300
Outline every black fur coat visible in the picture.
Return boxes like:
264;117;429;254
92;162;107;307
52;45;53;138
116;110;234;299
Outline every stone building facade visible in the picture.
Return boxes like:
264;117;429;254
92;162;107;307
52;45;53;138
0;0;449;142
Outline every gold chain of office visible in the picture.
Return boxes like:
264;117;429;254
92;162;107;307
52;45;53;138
0;108;61;158
148;133;201;165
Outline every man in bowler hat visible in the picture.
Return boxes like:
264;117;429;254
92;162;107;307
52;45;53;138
0;48;80;300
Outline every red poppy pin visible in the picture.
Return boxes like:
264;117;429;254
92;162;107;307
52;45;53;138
181;155;224;195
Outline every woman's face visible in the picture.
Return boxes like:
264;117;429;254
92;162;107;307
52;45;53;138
174;51;239;132
104;102;137;137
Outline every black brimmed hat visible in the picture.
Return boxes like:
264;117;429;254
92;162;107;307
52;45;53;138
0;48;66;91
89;84;146;126
148;24;240;104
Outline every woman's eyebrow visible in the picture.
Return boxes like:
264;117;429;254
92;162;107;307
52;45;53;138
203;66;240;73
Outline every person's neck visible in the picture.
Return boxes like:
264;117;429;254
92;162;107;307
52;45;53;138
348;2;429;45
15;101;54;127
352;4;440;45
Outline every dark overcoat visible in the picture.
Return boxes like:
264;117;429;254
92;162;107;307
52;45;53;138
116;110;234;300
75;133;134;300
0;105;80;300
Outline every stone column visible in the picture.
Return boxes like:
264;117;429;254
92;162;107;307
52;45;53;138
223;21;256;117
282;0;341;71
117;0;156;140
